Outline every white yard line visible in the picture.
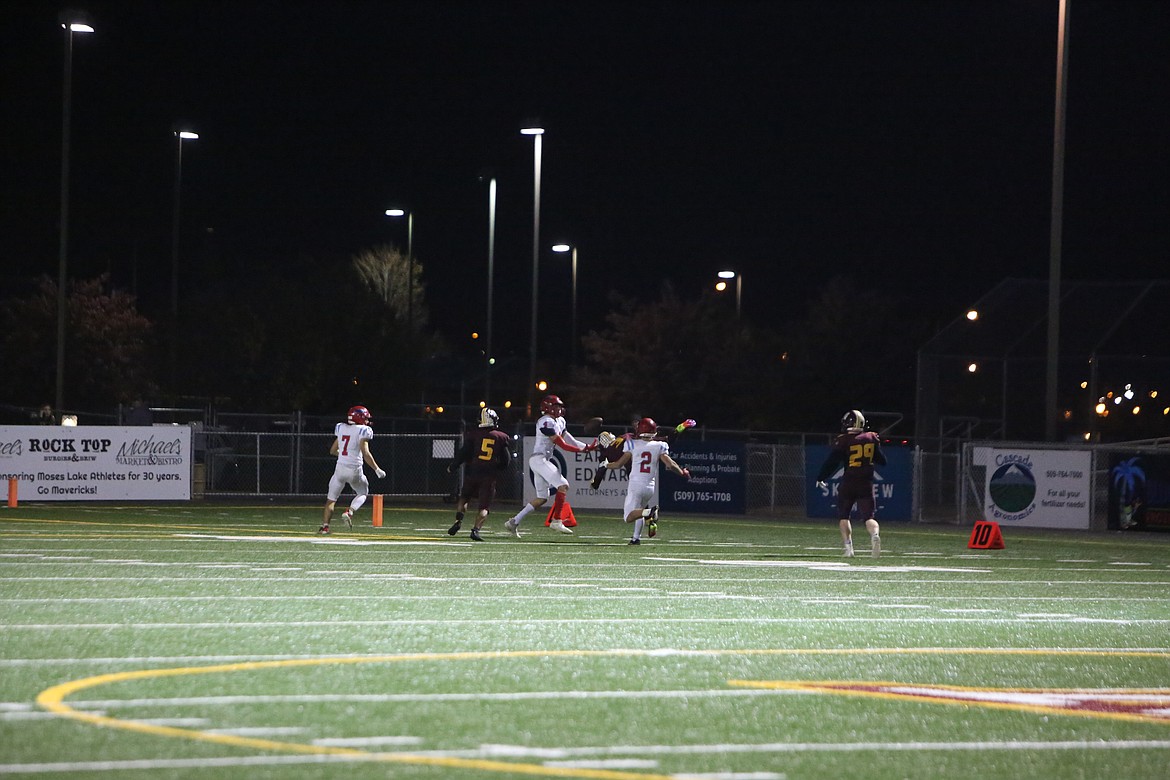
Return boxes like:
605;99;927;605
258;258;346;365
6;616;1169;630
3;738;1170;775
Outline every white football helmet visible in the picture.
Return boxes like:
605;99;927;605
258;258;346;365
841;409;866;433
479;408;499;428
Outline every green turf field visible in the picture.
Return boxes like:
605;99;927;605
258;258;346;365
2;503;1169;779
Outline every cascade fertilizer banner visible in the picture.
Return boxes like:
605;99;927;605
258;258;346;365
0;426;192;501
974;447;1090;529
805;444;913;521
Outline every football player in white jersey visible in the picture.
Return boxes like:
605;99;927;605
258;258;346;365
602;417;690;544
504;394;598;537
319;405;386;534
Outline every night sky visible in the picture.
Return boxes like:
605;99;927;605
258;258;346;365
3;1;1168;358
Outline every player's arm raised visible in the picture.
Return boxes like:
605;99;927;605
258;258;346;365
552;430;598;453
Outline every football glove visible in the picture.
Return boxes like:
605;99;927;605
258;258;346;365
375;468;386;479
597;431;617;448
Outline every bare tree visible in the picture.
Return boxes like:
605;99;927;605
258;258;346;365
351;244;427;331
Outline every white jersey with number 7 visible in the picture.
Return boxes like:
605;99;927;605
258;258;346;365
334;422;373;468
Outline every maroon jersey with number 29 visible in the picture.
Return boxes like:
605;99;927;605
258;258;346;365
815;430;887;519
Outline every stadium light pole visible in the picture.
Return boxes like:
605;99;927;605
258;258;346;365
551;243;578;365
55;12;95;415
521;123;544;415
170;129;198;388
716;270;742;319
483;174;497;404
1045;0;1070;442
385;208;414;329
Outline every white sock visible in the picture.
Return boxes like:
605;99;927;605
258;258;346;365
633;517;644;539
512;504;535;526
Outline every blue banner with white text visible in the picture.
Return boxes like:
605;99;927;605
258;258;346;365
661;441;746;515
805;444;912;521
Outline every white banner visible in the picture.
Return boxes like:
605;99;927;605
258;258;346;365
521;438;647;511
977;447;1091;529
0;425;192;501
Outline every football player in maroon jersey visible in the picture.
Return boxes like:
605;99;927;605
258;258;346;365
447;408;514;541
814;409;885;557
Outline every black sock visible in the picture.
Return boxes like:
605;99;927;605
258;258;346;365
455;511;465;523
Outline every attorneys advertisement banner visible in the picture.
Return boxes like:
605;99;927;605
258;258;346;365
0;426;192;501
521;439;629;509
660;441;746;515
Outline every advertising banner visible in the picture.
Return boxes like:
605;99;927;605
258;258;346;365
1106;452;1170;532
975;447;1090;529
520;439;629;510
806;444;913;521
660;441;746;515
0;426;192;501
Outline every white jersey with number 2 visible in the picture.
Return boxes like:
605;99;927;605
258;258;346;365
626;438;670;488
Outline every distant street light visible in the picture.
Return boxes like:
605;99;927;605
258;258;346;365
716;270;742;318
551;243;578;364
384;208;415;329
55;11;94;413
170;129;198;387
521;123;544;414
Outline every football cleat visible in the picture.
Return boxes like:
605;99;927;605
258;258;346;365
448;519;462;536
318;524;330;535
628;538;641;545
470;528;484;541
549;520;573;535
504;518;521;538
844;543;855;557
342;509;353;530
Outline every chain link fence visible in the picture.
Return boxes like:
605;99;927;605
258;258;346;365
202;431;464;499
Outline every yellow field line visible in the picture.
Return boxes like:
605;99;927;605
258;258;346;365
35;648;1170;778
